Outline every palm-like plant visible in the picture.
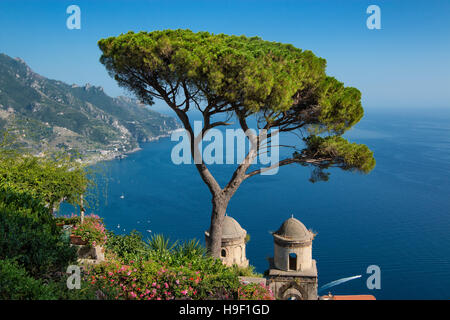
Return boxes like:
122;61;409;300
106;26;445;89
146;234;177;263
174;239;207;261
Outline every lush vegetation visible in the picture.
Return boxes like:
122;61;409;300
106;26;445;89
81;232;272;300
0;133;91;211
0;138;272;300
0;140;87;299
0;259;59;300
0;189;77;279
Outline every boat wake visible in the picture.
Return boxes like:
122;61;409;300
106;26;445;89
318;275;362;293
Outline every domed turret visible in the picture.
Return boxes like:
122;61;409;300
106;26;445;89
205;214;249;268
267;215;318;300
273;217;313;243
222;216;246;239
272;216;314;272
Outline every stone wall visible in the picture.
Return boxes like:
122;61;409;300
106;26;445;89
267;276;318;300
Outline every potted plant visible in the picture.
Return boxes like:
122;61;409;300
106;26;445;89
71;214;107;247
70;234;88;245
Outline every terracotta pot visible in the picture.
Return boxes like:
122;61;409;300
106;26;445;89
70;234;88;245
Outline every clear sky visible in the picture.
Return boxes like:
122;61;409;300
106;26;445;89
0;0;449;110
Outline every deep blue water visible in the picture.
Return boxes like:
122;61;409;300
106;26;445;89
62;107;450;299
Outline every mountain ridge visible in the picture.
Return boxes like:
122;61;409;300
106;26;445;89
0;53;180;162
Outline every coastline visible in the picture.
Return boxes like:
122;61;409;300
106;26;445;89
81;132;174;166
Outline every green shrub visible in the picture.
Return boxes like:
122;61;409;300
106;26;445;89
0;259;57;300
105;230;151;263
0;258;108;300
230;264;262;277
0;185;52;225
173;239;207;264
0;187;77;278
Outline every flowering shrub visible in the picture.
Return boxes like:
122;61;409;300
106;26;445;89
72;214;107;247
77;231;266;300
237;283;275;300
105;230;151;263
83;257;242;300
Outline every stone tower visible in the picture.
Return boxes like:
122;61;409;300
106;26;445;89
266;216;318;300
205;215;249;268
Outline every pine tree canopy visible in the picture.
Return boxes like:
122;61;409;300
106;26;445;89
98;29;375;180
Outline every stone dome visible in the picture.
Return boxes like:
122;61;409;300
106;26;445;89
222;215;246;239
273;217;312;242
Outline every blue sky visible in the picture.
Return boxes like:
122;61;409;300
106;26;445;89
0;0;449;110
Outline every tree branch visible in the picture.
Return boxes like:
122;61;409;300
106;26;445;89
244;156;334;179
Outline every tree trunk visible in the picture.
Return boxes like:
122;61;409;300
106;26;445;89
207;195;229;258
206;142;257;258
163;100;255;259
80;195;85;224
48;203;55;216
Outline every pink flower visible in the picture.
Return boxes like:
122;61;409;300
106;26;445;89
181;290;188;295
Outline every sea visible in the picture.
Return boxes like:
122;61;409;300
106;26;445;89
61;107;450;299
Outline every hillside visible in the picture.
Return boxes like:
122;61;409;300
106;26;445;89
0;53;179;162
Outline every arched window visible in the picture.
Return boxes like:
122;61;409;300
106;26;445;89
289;253;297;270
221;249;227;257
